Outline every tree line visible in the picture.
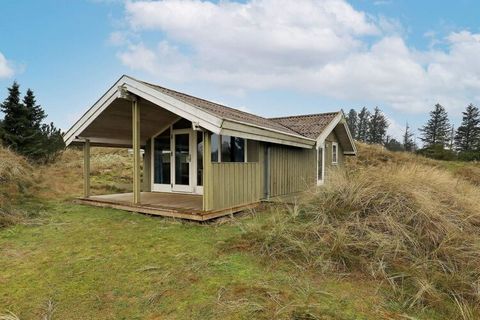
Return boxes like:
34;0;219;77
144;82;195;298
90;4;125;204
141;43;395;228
346;103;480;161
0;81;65;163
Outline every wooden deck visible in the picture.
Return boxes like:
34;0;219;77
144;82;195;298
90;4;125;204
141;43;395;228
76;192;258;221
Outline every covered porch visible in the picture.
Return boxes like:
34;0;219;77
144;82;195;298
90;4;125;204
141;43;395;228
65;76;270;220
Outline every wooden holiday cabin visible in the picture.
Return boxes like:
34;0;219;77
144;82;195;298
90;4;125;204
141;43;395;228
64;75;356;220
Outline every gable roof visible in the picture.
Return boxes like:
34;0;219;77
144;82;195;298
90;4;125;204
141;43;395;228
270;112;340;140
64;75;355;153
139;79;300;137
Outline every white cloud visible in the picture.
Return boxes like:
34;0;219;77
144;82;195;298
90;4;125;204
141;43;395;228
114;0;480;115
0;52;14;78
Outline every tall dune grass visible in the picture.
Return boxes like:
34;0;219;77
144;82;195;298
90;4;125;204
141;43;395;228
0;147;38;226
239;144;480;318
38;147;134;199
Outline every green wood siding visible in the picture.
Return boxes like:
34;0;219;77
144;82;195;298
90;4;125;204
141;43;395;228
142;138;152;192
205;131;347;210
267;145;316;198
323;131;344;183
210;162;262;209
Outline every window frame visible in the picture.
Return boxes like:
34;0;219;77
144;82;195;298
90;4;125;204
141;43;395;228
317;143;325;185
211;134;247;163
332;142;338;165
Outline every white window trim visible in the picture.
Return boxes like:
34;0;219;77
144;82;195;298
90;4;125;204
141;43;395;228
332;142;338;165
317;143;325;186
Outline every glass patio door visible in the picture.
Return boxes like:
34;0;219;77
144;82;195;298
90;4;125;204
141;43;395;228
172;130;193;192
152;129;172;192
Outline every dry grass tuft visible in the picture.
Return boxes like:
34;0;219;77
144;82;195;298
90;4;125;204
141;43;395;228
0;146;40;227
37;147;134;199
454;165;480;186
0;146;36;204
239;144;480;318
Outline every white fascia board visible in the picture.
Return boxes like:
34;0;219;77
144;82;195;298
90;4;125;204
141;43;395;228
123;78;222;133
316;112;343;145
342;122;357;155
315;112;357;155
221;120;314;148
63;75;223;147
226;118;315;142
64;77;125;146
221;128;313;148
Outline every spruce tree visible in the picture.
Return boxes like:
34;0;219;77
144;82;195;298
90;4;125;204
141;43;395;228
0;82;64;162
21;89;48;159
356;107;370;142
403;122;415;152
0;81;28;152
39;122;65;164
454;103;480;152
385;137;404;151
367;107;389;144
419;104;451;147
23;89;46;129
346;109;358;139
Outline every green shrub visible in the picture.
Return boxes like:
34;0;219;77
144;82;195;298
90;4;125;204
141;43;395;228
417;145;457;161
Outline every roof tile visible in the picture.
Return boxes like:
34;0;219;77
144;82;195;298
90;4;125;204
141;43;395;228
270;112;339;139
135;77;340;140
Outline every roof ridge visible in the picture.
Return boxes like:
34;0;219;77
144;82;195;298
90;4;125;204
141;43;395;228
270;111;340;120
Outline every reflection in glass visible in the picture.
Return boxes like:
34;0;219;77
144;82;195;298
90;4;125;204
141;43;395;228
317;147;323;181
175;133;190;185
221;135;245;162
154;130;171;184
211;134;219;162
197;132;203;186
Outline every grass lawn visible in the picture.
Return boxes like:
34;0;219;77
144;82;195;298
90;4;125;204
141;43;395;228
0;202;445;320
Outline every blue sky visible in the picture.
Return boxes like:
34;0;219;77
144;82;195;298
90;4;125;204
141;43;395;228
1;0;480;142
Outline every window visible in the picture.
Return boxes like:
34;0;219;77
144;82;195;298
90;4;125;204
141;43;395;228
211;134;219;162
221;135;245;162
210;134;246;162
332;142;338;164
197;131;203;186
154;129;171;184
317;146;324;182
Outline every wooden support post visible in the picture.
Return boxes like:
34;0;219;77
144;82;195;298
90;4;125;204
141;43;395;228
203;132;212;211
83;139;90;198
132;98;141;204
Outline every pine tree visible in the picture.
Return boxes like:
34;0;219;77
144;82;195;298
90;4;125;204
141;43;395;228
346;109;358;139
403;122;415;152
367;107;389;144
39;122;65;164
385;137;404;151
0;81;29;152
419;104;451;147
21;89;48;160
0;82;64;162
23;89;46;129
356;107;370;142
454;104;480;152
